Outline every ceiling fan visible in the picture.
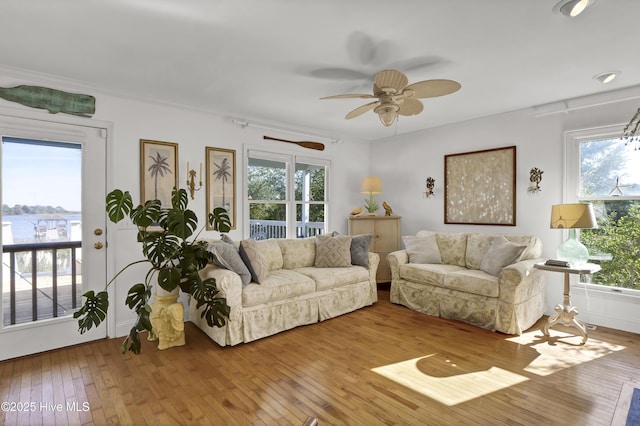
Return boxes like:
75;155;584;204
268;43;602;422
321;69;461;127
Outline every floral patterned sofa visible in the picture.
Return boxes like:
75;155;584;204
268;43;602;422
190;235;379;346
387;231;546;335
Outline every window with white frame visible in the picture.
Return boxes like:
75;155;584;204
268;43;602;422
566;125;640;291
246;150;329;239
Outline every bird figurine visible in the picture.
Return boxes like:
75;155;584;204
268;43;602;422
383;201;393;216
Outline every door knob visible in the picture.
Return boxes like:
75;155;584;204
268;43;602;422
94;242;104;250
94;229;103;236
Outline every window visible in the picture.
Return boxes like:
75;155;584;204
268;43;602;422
566;126;640;291
246;150;329;239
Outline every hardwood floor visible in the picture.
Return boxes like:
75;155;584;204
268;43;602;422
1;289;639;425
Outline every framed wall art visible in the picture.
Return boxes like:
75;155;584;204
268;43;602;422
206;147;236;230
444;145;516;226
140;139;179;207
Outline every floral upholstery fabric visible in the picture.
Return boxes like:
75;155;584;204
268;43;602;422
388;231;546;335
189;240;379;346
296;265;369;291
242;269;315;307
278;238;316;269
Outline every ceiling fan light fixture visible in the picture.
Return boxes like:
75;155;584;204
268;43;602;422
554;0;594;17
593;71;620;84
374;103;399;127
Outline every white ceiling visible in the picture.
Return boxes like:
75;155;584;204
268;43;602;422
1;0;639;141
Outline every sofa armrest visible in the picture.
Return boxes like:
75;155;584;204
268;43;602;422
367;252;380;283
498;258;546;304
387;250;409;282
198;263;243;308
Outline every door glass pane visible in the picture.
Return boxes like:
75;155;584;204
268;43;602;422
2;137;83;326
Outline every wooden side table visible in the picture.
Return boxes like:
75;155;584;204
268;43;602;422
533;262;601;344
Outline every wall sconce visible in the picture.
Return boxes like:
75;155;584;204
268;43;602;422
186;161;202;199
528;167;543;194
424;177;435;198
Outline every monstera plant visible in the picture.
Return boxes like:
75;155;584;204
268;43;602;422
74;188;232;354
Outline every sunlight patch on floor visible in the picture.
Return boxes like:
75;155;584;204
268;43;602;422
371;354;528;406
505;328;626;376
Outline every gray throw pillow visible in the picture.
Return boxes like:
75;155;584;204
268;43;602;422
350;234;372;268
402;235;442;264
480;236;527;276
207;242;251;287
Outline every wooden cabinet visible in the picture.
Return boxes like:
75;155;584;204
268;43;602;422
348;215;401;283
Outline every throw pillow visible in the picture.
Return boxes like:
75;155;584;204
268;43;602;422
350;234;372;268
239;239;269;284
402;235;442;264
480;236;527;276
221;234;236;245
314;234;352;267
207;242;252;287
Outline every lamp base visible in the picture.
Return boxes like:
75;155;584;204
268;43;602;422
556;228;589;266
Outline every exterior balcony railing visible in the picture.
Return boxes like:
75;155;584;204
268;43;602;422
249;220;324;240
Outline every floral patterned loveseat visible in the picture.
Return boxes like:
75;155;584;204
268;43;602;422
388;231;546;335
190;235;379;346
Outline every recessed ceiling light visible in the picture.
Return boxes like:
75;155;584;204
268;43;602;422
594;71;621;84
553;0;595;17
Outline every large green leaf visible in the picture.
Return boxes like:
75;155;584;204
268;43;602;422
74;290;109;333
190;277;229;328
158;266;181;292
124;283;151;310
171;188;189;211
131;199;162;228
105;190;133;223
141;232;181;266
166;208;198;239
208;207;231;233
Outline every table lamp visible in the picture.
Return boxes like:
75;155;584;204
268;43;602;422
550;203;597;265
360;176;382;215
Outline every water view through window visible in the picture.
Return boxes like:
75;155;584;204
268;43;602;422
2;136;83;326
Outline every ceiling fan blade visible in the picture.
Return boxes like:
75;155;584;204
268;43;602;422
406;79;461;98
374;70;408;92
346;101;380;119
397;98;424;116
309;67;370;80
321;93;375;100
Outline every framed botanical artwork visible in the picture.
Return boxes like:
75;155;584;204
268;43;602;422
140;139;179;207
444;145;516;226
206;147;236;230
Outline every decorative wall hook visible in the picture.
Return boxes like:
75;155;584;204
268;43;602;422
186;161;203;199
424;177;435;198
528;167;543;194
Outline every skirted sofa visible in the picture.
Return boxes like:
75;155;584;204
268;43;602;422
190;234;379;346
388;231;546;335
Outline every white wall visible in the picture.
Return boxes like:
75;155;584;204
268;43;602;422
370;87;640;334
0;67;372;337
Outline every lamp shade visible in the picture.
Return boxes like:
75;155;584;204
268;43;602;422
550;203;597;229
360;176;382;194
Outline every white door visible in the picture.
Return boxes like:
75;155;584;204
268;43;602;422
0;115;108;361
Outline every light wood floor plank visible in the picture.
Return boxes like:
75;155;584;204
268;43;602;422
1;289;639;425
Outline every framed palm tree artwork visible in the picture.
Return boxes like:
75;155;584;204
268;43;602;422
140;139;179;207
206;147;236;230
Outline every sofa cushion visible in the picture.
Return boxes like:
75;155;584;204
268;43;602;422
433;232;467;267
256;239;284;271
465;233;496;269
444;269;499;298
278;237;316;269
207;242;252;287
315;234;352;267
402;234;442;264
296;266;369;291
480;236;527;276
350;234;372;267
239;239;270;284
242;269;316;307
399;263;465;288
